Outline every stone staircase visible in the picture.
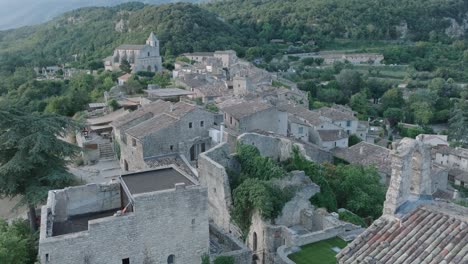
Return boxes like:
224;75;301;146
99;143;115;160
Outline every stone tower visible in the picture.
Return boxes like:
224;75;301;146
383;137;433;215
146;32;160;56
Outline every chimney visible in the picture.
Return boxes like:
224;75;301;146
360;146;364;155
220;123;225;143
170;104;174;112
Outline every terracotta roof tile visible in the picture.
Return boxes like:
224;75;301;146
337;204;468;264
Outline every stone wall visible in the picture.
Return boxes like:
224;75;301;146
239;108;285;136
49;183;121;222
383;138;433;215
209;224;252;264
39;185;209;264
198;143;234;232
237;132;332;163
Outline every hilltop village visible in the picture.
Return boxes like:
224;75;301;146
25;33;467;264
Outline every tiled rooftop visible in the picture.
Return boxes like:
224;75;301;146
315;106;357;121
337;203;468;264
334;141;392;175
111;100;171;128
221;101;273;119
318;129;347;141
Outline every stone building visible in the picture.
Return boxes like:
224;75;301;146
337;137;467;264
118;102;215;171
198;136;360;264
221;101;287;136
39;166;209;264
334;141;393;184
104;32;162;72
277;104;350;150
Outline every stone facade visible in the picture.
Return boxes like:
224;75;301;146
104;32;162;72
118;103;215;171
39;170;209;264
383;138;435;216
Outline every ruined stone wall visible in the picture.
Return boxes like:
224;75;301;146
49;183;121;222
383;138;433;215
237;132;332;163
209;224;252;264
39;185;209;264
198;143;234;232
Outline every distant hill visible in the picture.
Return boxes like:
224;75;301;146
206;0;468;42
0;0;205;30
1;0;467;71
0;2;244;70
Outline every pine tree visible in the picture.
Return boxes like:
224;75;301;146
0;105;79;231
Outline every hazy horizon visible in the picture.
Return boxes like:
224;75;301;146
0;0;203;30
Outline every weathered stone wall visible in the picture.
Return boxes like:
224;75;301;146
239;108;285;136
237;132;332;163
273;172;320;227
209;224;252;264
143;109;214;161
198;143;234;232
290;226;346;247
49;183;121;222
383;138;433;215
39;185;209;264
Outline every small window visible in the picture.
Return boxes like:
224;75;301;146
167;255;175;264
122;258;130;264
189;122;193;128
200;121;204;127
45;254;50;263
321;125;323;128
230;117;233;124
298;127;304;134
147;52;150;57
132;138;136;147
170;145;174;151
347;120;351;127
201;143;206;152
191;219;195;225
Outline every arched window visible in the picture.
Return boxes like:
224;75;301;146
253;232;257;251
167;254;175;264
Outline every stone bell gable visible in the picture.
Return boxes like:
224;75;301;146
383;138;433;216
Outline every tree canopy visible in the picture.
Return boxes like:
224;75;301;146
0;105;79;229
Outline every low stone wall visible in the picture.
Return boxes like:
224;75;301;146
292;226;346;247
237;132;332;163
276;246;297;264
209;224;252;264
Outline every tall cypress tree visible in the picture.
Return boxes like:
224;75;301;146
0;105;79;231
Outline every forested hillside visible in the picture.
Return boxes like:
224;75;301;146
207;0;468;43
0;2;244;72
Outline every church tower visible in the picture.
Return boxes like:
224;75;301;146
146;32;159;48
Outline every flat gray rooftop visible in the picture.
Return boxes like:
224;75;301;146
52;209;116;236
121;168;194;195
144;88;194;97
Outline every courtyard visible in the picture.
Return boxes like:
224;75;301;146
288;237;348;264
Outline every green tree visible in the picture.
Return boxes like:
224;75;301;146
410;101;433;125
350;92;369;119
381;88;404;110
108;99;119;111
383;108;403;127
119;59;132;73
336;69;363;96
329;164;386;219
0;106;79;231
348;134;362;146
152;72;171;88
449;99;468;146
0;219;37;264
